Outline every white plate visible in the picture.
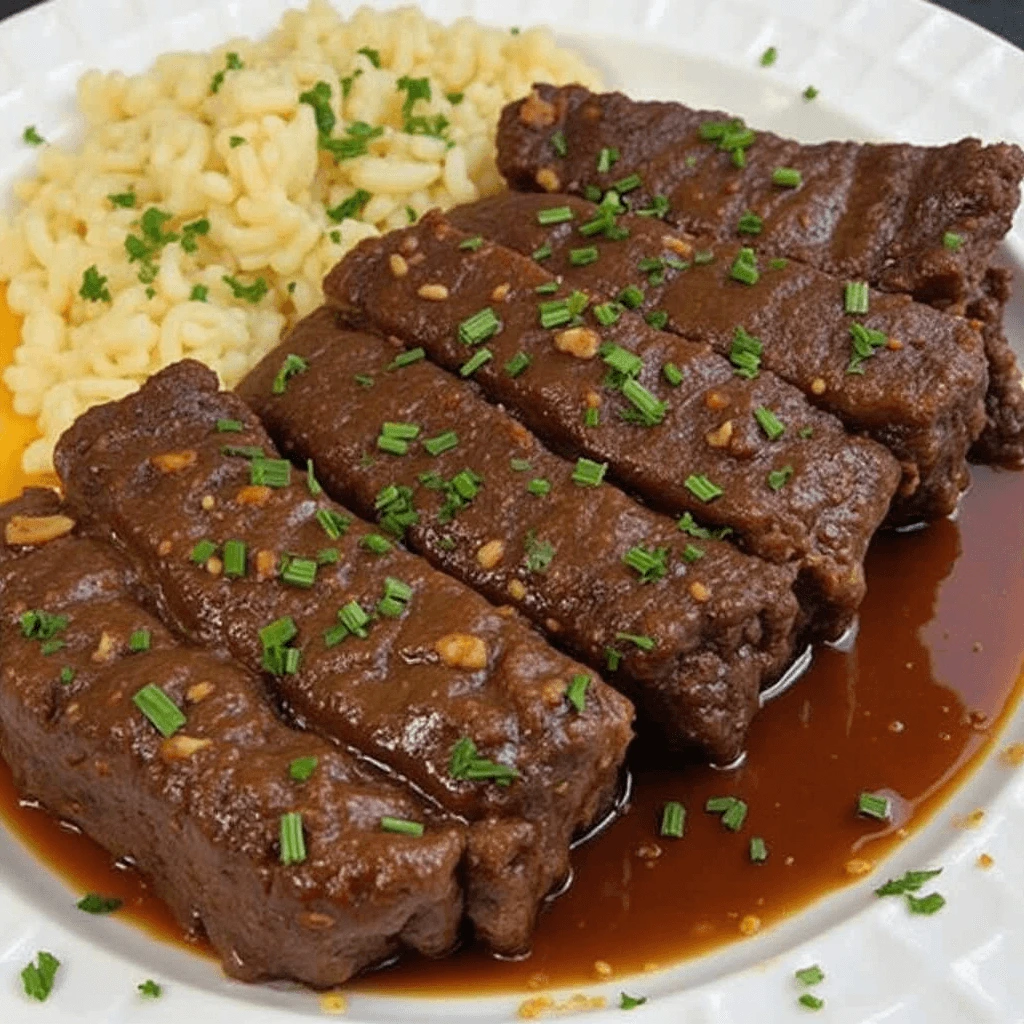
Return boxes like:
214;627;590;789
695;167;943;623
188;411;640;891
1;1;1024;1021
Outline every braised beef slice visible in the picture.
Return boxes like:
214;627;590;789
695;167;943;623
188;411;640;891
54;362;634;956
324;212;900;642
238;309;800;765
447;192;988;522
497;84;1024;304
0;490;466;987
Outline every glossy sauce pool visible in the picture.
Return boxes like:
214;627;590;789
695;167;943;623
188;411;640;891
1;291;1023;996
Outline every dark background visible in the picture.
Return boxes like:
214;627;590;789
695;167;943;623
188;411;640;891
0;0;1020;48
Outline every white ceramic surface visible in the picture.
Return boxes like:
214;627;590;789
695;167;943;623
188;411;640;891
1;1;1023;1021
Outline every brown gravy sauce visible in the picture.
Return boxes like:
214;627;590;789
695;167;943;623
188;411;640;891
2;464;1023;996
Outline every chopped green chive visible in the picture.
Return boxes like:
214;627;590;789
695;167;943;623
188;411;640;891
338;601;372;640
535;281;559;295
108;190;137;208
138;980;162;999
705;796;747;831
572;457;607;487
760;46;778;66
767;465;794;491
449;736;519;785
128;629;151;653
316;509;351;540
289;756;318;782
754;406;785;440
423;431;459;456
539;298;574;329
537;206;574;225
222;443;264;459
381;816;425;837
693;249;715;266
460;348;493;377
60;667;75;686
660;801;685;838
279;812;307;865
662;362;684;386
621;378;668;426
360;533;392;555
378;576;414;618
306;459;323;497
645;310;669;330
280;556;318;589
133;684;186;738
250;458;292;488
216;418;243;433
570;246;600;267
803;85;819;100
222;274;268;304
615;631;656;652
190;284;209;302
750;836;768;862
682;543;705;563
190;539;218;564
617;284;645;309
583;185;603;202
459;307;501;346
222;536;247;577
583;406;600;428
527;478;551;497
532;242;553;261
602;343;643;379
730;247;760;285
77;893;123;914
772;167;802;187
357;46;381;67
317;548;340;566
504;351;532;377
593;302;622;326
597;147;620;173
21;951;59;1003
795;965;825;986
730;326;763;379
847;322;889;374
605;647;623;671
23;125;45;146
798;994;824;1011
857;791;891;821
613;173;642;194
623;545;668;583
510;458;532;472
566;674;590;713
943;231;964;252
551;130;567;157
844;280;870;315
636;194;671;219
459;235;484;252
685;474;723;503
620;992;647;1010
737;210;763;235
524;530;555;573
387;347;425;371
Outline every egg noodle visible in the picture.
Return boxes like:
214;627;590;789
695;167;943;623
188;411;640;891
0;1;600;473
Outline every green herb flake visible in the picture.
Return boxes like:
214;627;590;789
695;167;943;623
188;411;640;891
760;46;778;67
943;231;964;252
449;736;519;786
685;474;723;503
23;125;45;146
754;406;785;441
798;994;824;1011
77;893;123;914
223;274;269;304
21;951;60;1002
767;465;795;491
79;265;112;303
749;836;768;863
566;674;590;713
272;352;309;395
327;188;372;223
289;756;318;782
874;868;942;898
138;980;162;999
620;993;648;1010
